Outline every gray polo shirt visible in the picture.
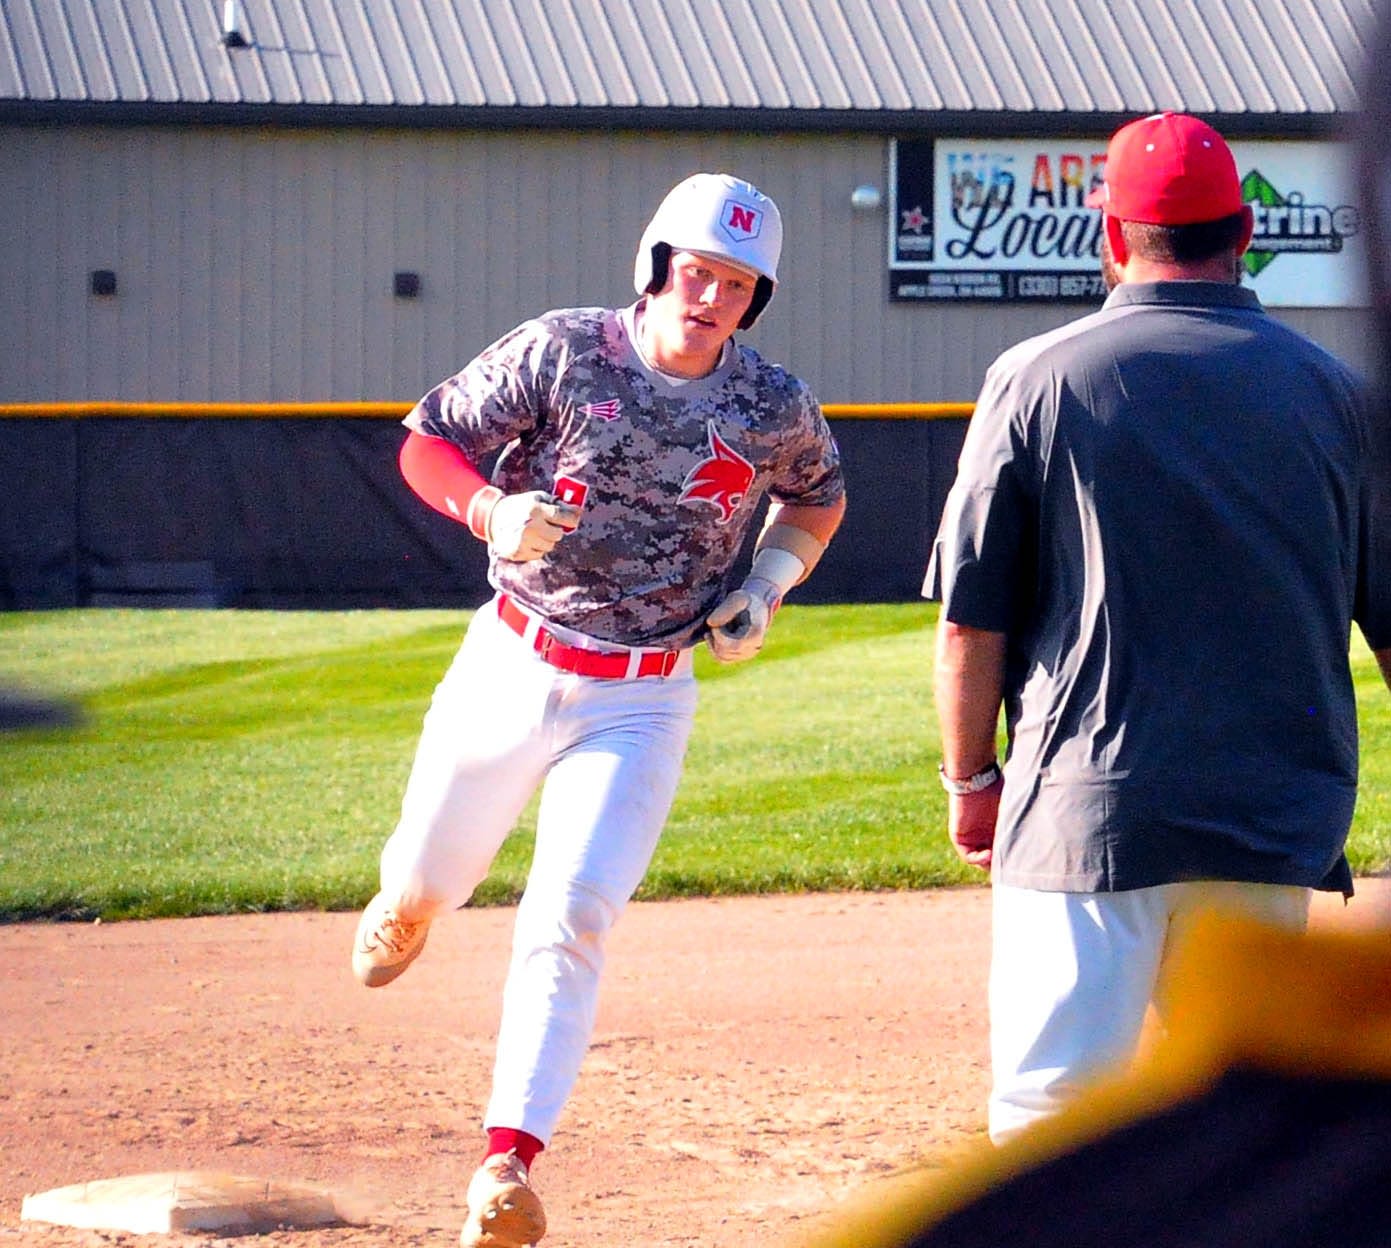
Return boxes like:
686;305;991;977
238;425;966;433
926;281;1391;894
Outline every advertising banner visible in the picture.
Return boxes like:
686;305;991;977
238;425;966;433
890;137;1367;307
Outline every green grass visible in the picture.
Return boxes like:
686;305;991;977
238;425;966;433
1;606;1388;920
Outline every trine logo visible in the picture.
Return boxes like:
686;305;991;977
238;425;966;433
1242;168;1360;278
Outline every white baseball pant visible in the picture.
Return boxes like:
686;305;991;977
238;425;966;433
988;878;1312;1144
376;598;698;1144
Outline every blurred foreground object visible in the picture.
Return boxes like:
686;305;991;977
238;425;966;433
0;687;81;731
793;911;1391;1247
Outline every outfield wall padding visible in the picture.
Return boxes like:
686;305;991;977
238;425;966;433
0;415;967;609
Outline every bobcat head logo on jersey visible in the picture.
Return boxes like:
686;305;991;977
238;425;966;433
679;423;755;524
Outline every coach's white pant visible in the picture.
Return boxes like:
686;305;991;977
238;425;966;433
988;879;1311;1145
376;601;698;1145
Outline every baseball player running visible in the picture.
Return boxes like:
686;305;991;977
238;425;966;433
351;173;845;1247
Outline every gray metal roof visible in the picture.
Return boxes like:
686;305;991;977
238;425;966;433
0;0;1378;127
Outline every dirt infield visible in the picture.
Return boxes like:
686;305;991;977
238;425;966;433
5;883;1387;1248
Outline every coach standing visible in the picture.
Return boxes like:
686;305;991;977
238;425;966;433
925;111;1391;1144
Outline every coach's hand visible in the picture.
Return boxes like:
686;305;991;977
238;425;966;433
486;491;581;562
946;778;1003;871
705;577;778;663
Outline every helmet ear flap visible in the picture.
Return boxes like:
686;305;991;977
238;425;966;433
645;241;672;295
738;275;775;330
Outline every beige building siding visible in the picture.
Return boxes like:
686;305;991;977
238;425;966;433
0;123;1373;405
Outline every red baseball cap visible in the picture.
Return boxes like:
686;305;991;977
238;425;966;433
1085;111;1243;224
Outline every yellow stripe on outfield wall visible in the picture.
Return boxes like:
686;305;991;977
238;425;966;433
0;401;975;421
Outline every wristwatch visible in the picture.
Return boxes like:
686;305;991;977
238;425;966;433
938;760;1002;795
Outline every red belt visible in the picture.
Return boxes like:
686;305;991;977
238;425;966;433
497;595;681;679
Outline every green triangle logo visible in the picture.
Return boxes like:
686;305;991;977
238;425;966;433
1241;168;1281;278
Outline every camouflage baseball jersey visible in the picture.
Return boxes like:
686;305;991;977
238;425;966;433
404;301;844;647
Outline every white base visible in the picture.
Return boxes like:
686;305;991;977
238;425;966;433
21;1170;366;1234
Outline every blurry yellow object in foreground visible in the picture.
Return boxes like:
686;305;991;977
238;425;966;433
794;905;1391;1248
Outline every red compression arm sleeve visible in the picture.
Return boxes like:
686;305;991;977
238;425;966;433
398;430;501;541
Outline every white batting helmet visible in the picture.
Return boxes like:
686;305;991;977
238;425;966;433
633;173;783;329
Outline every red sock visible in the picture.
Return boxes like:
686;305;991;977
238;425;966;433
485;1127;544;1169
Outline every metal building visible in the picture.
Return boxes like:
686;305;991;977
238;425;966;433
0;0;1378;404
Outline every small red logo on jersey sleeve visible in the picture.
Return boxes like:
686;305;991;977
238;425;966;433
552;474;589;531
678;423;755;524
554;475;589;509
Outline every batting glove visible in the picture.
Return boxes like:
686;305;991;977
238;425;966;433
704;576;779;663
485;491;581;562
705;535;816;663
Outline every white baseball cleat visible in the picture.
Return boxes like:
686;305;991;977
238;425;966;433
351;893;430;987
460;1150;547;1247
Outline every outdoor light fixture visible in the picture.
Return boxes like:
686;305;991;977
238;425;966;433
394;272;421;298
222;0;248;48
90;270;117;296
850;184;882;210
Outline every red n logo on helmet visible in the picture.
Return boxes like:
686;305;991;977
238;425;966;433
729;205;757;233
679;423;755;524
722;200;763;241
